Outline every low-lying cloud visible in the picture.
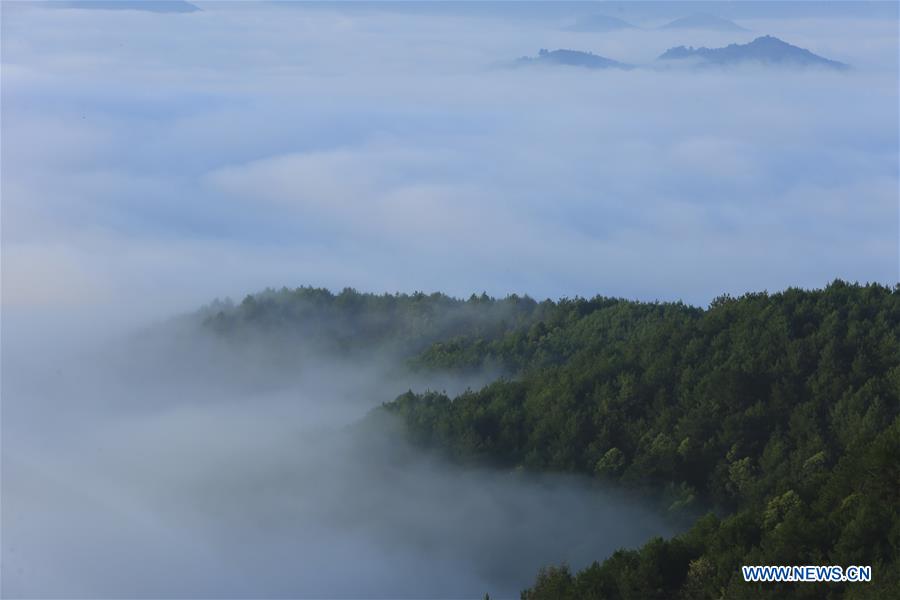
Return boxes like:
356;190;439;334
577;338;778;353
2;328;673;598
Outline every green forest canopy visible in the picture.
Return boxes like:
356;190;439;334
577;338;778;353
205;280;899;599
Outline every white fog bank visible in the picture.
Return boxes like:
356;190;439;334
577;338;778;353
2;324;673;598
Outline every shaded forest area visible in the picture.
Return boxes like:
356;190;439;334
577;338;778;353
206;281;899;598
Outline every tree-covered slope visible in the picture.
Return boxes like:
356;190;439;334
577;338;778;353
658;35;849;70
382;281;900;598
201;286;552;358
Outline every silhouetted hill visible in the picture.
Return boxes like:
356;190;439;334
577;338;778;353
565;15;638;33
660;13;748;32
659;35;849;69
517;49;632;70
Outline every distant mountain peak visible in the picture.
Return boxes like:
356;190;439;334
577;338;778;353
517;48;632;70
660;13;748;32
658;35;849;69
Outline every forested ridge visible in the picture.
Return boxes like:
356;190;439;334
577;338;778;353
202;286;551;358
205;281;899;599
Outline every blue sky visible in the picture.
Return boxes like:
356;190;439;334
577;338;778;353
2;1;897;328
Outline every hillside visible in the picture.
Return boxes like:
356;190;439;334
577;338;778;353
201;281;899;598
659;35;849;69
380;281;900;598
201;286;550;358
517;48;633;70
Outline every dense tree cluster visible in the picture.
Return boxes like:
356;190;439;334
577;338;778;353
381;281;899;598
202;286;550;358
203;281;898;597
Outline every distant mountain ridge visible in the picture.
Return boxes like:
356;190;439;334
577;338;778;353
516;48;633;70
660;13;748;32
659;35;849;69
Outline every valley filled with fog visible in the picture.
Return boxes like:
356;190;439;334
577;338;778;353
3;315;673;597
